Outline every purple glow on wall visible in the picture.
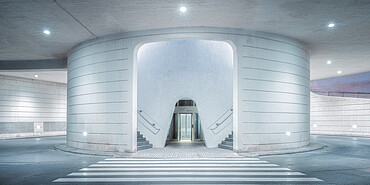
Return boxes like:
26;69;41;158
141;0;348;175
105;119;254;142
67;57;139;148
310;71;370;98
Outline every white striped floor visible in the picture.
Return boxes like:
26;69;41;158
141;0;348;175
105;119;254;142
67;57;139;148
53;158;323;184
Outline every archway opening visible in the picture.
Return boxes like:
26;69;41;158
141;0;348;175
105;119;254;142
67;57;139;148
135;39;235;150
167;99;203;145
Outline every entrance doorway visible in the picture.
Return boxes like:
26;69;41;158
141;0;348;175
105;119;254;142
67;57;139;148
180;114;192;141
136;40;234;149
167;99;203;142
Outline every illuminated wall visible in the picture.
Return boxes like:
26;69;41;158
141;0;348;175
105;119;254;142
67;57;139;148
311;92;370;137
67;27;310;152
0;74;66;138
137;40;233;148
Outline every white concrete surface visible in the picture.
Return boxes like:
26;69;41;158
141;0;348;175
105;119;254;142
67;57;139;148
311;92;370;137
1;1;370;81
0;74;66;138
137;40;233;148
67;27;310;153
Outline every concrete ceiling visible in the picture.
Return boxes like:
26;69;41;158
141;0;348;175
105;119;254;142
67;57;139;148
0;0;370;80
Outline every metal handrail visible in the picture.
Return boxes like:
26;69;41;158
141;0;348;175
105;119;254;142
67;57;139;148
208;105;233;134
137;107;160;135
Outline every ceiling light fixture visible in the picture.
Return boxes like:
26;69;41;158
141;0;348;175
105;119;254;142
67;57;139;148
328;23;335;28
34;75;39;78
180;6;187;13
337;70;342;74
83;132;88;136
286;131;291;136
43;29;51;35
327;60;332;64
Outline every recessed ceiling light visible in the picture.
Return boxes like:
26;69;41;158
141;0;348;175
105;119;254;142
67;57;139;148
180;6;187;13
328;23;335;28
327;60;332;64
83;132;88;136
286;131;291;136
34;74;39;78
43;29;50;35
337;70;342;74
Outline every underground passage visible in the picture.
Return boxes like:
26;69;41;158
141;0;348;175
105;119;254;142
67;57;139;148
1;1;370;184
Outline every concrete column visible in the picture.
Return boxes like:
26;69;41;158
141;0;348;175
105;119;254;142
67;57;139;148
67;27;310;153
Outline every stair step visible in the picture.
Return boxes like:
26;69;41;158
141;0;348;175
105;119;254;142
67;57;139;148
137;144;153;151
137;140;149;146
137;137;146;142
218;144;233;150
136;131;152;151
225;138;233;142
222;140;233;146
219;131;233;151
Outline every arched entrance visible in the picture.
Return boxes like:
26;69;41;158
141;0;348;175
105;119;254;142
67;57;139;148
136;39;234;149
167;99;203;143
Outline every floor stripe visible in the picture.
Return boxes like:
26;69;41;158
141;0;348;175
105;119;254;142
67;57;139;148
68;171;305;176
79;167;292;171
53;158;323;183
97;160;268;164
105;158;257;161
89;163;279;167
54;177;323;182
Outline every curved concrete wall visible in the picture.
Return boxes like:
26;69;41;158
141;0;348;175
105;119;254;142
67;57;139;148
311;92;370;137
67;27;310;152
137;40;233;148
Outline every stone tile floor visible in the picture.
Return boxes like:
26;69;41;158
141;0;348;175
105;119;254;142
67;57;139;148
131;141;241;158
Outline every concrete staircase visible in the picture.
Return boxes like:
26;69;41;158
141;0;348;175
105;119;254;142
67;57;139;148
137;131;152;151
218;132;233;150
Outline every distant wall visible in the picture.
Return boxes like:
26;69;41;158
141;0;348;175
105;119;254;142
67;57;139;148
311;71;370;93
0;75;66;138
311;92;370;137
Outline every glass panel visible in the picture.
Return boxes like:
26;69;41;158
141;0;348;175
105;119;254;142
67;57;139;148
180;114;192;140
174;114;178;140
194;113;198;139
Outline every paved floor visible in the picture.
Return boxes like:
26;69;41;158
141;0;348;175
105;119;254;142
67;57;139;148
53;158;322;184
131;141;241;158
0;135;369;184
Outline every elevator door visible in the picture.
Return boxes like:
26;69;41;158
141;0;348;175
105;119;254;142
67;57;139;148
180;114;192;141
